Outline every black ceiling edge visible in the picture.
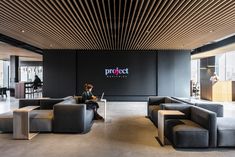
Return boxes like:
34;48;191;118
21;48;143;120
0;33;43;55
191;35;235;55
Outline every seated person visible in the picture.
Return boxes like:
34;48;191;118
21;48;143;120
32;75;42;90
82;83;104;120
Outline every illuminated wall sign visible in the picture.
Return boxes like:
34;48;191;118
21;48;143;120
105;67;129;78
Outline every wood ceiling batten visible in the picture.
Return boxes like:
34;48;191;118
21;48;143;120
31;0;75;48
129;0;160;49
1;0;235;50
61;0;90;49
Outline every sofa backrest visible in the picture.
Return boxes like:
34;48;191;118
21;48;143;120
148;96;166;105
190;106;217;147
19;99;40;108
161;103;192;119
40;99;64;109
195;103;223;117
58;97;77;104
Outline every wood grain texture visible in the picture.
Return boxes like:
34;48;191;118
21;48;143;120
1;0;235;50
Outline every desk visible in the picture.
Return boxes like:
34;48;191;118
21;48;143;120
157;110;184;146
13;106;39;140
97;99;107;122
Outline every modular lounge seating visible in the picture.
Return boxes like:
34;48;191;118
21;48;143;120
161;104;217;148
158;100;235;148
0;96;94;134
148;96;235;148
147;96;183;127
147;96;224;127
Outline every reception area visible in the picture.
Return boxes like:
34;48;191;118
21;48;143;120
1;0;235;157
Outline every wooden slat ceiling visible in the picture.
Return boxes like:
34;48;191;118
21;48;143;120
1;0;235;50
0;42;42;61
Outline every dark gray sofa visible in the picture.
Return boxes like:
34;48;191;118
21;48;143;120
162;104;217;148
0;96;94;134
148;96;224;127
147;96;183;127
53;97;94;133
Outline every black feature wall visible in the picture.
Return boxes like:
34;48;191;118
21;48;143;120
43;50;191;100
76;51;157;101
158;50;191;97
43;50;76;98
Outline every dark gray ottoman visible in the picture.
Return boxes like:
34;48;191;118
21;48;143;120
0;111;13;132
0;110;53;132
217;117;235;147
172;120;209;148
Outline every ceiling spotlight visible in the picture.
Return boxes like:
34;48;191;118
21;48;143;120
21;30;25;33
209;30;214;33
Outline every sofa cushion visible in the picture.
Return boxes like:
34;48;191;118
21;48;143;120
217;117;235;147
172;119;209;148
165;119;184;142
30;110;53;132
0;110;53;133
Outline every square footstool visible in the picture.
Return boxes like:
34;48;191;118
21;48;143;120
217;117;235;147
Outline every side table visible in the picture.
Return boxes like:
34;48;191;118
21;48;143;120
157;110;184;146
13;106;40;140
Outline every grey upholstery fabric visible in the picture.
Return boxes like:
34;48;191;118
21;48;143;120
173;119;209;148
165;119;184;142
53;103;93;133
0;111;13;132
0;110;53;132
40;99;63;109
160;103;191;119
191;106;217;148
151;107;161;127
19;99;40;108
147;96;182;124
195;103;224;117
148;105;160;120
30;110;53;132
162;104;217;148
217;117;235;147
19;98;63;110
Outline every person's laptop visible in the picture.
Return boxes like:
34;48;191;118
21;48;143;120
99;92;105;101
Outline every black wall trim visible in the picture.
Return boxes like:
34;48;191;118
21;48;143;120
191;35;235;55
0;33;43;54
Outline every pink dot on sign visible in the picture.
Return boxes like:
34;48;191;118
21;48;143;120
114;68;119;75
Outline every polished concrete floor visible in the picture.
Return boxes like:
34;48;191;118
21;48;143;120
0;96;235;157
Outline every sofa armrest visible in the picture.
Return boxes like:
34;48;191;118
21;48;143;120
191;106;217;147
53;103;92;133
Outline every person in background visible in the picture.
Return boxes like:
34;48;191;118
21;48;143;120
32;75;42;90
82;83;104;120
210;72;219;84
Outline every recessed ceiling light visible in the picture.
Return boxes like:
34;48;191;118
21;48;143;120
209;30;214;33
21;30;25;33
